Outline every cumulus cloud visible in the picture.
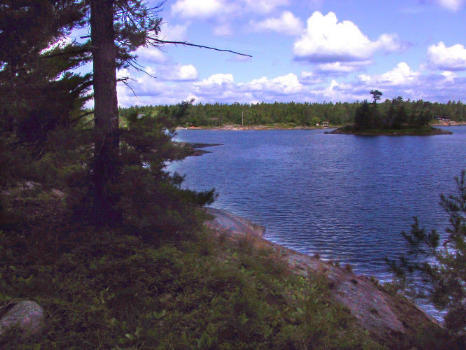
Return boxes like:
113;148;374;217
251;11;303;36
135;46;167;64
436;0;464;11
441;71;457;82
293;12;403;63
428;42;466;71
160;65;198;81
242;73;303;94
193;74;255;102
317;80;363;101
171;0;290;19
241;0;289;14
359;62;420;86
115;66;465;106
196;73;235;87
171;0;234;19
300;71;322;85
193;74;236;97
190;73;307;102
315;61;371;74
159;22;188;41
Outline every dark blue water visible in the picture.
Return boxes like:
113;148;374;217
169;127;465;285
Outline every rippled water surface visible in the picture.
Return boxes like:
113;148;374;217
170;127;466;284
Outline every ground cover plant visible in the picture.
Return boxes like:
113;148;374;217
0;190;382;349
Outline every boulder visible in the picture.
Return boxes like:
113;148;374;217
0;301;44;337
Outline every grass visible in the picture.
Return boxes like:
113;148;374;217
0;228;384;349
0;190;383;349
2;186;457;349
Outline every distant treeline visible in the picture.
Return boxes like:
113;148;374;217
119;99;466;127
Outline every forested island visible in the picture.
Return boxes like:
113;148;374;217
329;90;453;135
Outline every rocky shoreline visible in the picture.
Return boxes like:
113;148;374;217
327;125;452;136
205;208;441;346
176;125;330;131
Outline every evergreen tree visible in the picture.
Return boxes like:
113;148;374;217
353;101;371;130
370;89;382;104
388;171;465;337
0;0;90;153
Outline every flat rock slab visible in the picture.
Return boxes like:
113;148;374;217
205;208;265;238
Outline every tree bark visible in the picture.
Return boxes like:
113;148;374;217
90;0;119;223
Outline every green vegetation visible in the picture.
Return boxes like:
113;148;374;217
388;171;465;342
0;195;383;348
331;94;453;135
119;98;466;128
0;2;383;348
0;2;462;349
331;125;450;136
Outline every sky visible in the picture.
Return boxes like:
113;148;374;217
112;0;466;106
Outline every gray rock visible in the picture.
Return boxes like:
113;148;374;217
205;208;265;238
0;301;44;337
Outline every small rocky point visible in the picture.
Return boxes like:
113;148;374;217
205;208;441;346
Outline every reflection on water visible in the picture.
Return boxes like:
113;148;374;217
169;127;466;318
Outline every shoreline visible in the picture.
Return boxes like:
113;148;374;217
176;124;334;131
177;122;466;131
205;207;442;345
328;125;453;136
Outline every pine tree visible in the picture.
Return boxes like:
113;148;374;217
83;0;163;223
387;171;465;337
0;0;91;175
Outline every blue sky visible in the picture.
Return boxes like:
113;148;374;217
114;0;466;106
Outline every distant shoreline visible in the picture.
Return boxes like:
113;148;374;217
176;124;334;131
328;125;453;136
176;122;466;131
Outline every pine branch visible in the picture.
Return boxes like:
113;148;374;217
148;38;252;58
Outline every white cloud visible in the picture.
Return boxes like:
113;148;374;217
171;0;233;19
173;65;198;81
135;46;167;64
316;61;370;74
158;64;198;81
241;0;289;14
115;66;466;107
441;71;457;82
198;73;235;85
436;0;464;11
359;62;420;86
428;42;466;71
252;11;303;36
159;22;188;41
293;12;402;62
195;74;235;91
242;73;303;94
318;80;361;101
171;0;289;20
300;71;322;85
116;68;131;80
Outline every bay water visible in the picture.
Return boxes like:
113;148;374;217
169;127;466;317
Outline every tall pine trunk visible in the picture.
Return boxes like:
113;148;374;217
90;0;119;224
